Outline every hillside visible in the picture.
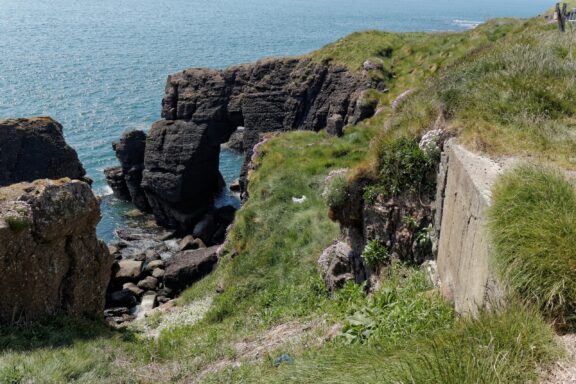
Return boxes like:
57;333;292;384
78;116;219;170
2;10;576;384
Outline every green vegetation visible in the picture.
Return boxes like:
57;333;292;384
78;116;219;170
4;215;29;232
2;10;575;384
311;19;529;117
340;266;453;344
360;239;389;269
0;316;132;383
323;172;349;211
265;305;560;384
373;137;437;197
385;21;576;168
489;166;576;327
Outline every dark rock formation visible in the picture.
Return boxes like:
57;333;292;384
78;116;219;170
161;57;372;196
0;179;113;323
108;130;151;212
164;246;219;294
107;57;373;233
326;114;344;137
223;129;245;152
104;166;131;201
141;120;224;230
0;117;86;187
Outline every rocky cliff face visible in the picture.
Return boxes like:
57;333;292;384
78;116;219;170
161;57;371;196
0;178;113;323
0;117;86;187
106;57;373;233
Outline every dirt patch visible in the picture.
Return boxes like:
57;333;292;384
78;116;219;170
541;333;576;384
191;318;338;383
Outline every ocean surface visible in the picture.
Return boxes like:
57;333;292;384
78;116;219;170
0;0;552;242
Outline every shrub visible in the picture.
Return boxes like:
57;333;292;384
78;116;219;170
489;165;576;326
375;137;437;198
324;173;349;210
361;240;389;268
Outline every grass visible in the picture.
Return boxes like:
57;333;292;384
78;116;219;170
339;265;453;344
252;305;561;384
489;165;576;327
201;304;560;384
0;316;134;383
1;11;574;384
310;19;529;119
0;126;378;383
383;19;576;168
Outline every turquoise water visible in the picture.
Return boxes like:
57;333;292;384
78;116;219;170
0;0;552;241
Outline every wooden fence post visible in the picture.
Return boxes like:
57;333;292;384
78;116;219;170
557;2;566;32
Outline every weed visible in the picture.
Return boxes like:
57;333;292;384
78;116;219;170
341;267;453;344
375;137;437;198
361;240;389;269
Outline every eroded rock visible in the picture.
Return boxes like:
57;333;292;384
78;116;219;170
107;57;372;232
318;241;355;293
0;117;86;186
110;130;151;212
0;179;113;323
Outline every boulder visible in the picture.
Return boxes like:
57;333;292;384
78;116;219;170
137;276;159;290
224;129;245;152
0;117;86;186
0;179;113;323
145;259;165;271
104;166;131;201
164;246;219;293
109;289;138;308
318;241;355;293
326;114;344;137
192;212;218;245
152;268;165;279
179;235;198;251
145;249;162;261
136;294;157;320
229;178;241;193
122;282;144;297
114;260;144;282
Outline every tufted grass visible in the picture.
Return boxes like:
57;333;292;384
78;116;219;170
489;166;576;327
201;304;560;384
310;19;529;119
382;19;576;168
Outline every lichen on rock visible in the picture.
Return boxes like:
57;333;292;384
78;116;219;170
0;179;113;323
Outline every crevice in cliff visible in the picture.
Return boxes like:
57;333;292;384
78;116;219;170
60;235;77;313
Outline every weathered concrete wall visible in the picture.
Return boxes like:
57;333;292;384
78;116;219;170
435;140;505;315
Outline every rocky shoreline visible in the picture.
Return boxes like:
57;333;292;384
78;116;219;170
103;212;224;326
0;55;375;325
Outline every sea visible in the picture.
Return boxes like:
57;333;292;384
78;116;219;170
0;0;553;242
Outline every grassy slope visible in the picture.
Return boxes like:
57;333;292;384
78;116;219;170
1;11;573;384
489;166;576;327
